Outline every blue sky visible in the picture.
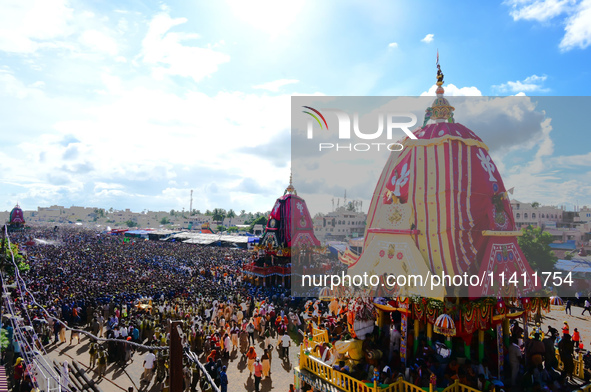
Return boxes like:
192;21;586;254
0;0;590;215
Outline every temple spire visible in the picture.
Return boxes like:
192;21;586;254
423;52;455;126
284;169;297;195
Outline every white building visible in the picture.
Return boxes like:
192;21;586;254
510;199;564;229
313;204;367;242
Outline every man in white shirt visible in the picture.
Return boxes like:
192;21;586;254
281;332;291;360
141;350;156;381
389;325;401;362
507;339;521;386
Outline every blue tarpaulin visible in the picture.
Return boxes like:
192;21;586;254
555;258;591;273
549;240;577;250
327;243;348;255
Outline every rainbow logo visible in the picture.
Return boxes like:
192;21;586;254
302;106;328;130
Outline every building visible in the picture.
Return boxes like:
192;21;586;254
313;202;367;242
510;199;565;229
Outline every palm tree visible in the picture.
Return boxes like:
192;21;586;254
212;208;226;224
227;209;236;225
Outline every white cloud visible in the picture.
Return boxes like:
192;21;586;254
140;12;230;82
507;0;575;21
506;0;591;51
421;34;434;43
493;74;548;93
552;151;591;167
252;79;299;92
0;67;295;212
94;182;125;192
0;0;74;53
420;83;482;96
388;42;398;48
226;0;305;37
0;69;44;99
560;0;591;50
79;30;118;55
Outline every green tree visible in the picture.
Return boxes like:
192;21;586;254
227;226;239;233
240;209;246;216
531;201;540;208
160;217;170;225
248;215;268;233
227;209;236;225
205;209;212;216
217;225;226;232
212;208;226;223
125;220;137;228
0;329;8;351
2;242;30;275
170;209;176;216
518;225;557;272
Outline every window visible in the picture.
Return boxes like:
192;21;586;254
516;213;521;219
524;213;528;218
532;213;536;218
541;214;545;218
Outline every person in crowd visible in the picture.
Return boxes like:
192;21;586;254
219;365;229;392
281;331;291;360
142;350;156;382
247;346;257;374
558;333;575;381
261;348;271;379
254;357;263;392
508;338;522;387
